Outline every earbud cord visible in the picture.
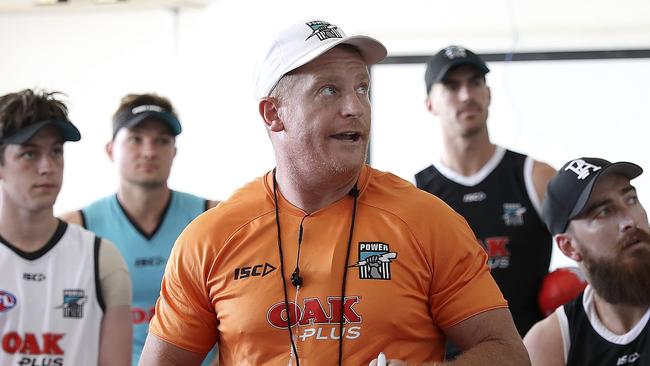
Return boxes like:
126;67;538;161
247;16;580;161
272;169;300;366
292;215;307;285
273;169;359;366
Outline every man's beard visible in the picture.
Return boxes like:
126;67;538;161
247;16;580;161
581;227;650;306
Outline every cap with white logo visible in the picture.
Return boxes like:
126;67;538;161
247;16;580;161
424;45;490;94
112;104;181;138
254;20;387;100
542;157;643;235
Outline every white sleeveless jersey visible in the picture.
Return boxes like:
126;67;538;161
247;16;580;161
0;221;104;366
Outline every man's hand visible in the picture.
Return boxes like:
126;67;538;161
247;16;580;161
368;359;406;366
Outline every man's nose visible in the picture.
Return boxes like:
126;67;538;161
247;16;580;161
341;91;366;119
619;205;640;232
458;84;472;102
141;140;156;158
37;155;57;175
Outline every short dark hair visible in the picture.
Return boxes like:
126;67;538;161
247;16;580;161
113;93;177;121
0;89;69;164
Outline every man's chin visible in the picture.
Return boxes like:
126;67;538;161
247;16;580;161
327;159;365;177
134;180;167;189
585;249;650;306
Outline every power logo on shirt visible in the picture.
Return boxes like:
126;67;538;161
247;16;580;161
54;289;87;319
350;242;397;280
502;203;526;226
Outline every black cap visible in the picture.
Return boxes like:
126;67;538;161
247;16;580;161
542;157;643;235
424;45;490;94
112;104;181;138
1;119;81;145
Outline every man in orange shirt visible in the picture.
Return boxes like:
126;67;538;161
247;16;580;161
139;20;529;366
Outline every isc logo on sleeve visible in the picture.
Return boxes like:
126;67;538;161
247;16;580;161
233;263;277;280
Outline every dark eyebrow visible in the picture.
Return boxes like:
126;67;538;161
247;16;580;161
622;185;637;195
441;79;459;87
469;74;485;82
442;72;483;86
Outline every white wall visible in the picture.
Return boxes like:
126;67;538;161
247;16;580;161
370;58;650;269
0;7;274;213
0;2;649;272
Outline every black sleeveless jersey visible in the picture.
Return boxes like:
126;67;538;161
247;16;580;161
562;289;650;366
415;148;552;335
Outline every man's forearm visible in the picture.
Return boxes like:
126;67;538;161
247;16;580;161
437;337;530;366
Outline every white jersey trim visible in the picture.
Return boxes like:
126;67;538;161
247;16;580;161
524;157;544;218
432;146;506;187
555;306;571;364
583;285;650;345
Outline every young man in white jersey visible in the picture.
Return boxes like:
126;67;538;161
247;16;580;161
0;89;132;365
61;93;219;365
525;157;650;366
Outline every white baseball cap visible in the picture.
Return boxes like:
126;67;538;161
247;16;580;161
254;20;388;100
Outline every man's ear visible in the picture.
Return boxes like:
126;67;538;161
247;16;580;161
555;233;583;262
425;97;433;114
425;93;437;115
105;141;114;162
487;86;492;106
259;98;284;132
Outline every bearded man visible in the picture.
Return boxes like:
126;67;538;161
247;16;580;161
524;157;650;366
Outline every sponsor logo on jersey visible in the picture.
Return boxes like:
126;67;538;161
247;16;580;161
132;306;156;324
463;191;486;203
0;290;17;313
565;158;602;180
305;21;343;41
134;256;167;267
267;296;362;341
351;242;397;280
617;352;640;365
54;289;87;319
2;331;65;365
480;236;511;269
23;273;46;281
502;203;526;226
233;262;276;280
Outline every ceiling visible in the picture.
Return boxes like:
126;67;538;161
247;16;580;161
1;0;649;54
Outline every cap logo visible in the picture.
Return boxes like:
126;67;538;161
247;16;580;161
305;21;343;41
565;159;602;180
132;105;164;115
444;46;467;60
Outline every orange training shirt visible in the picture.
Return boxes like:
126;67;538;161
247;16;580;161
149;165;507;365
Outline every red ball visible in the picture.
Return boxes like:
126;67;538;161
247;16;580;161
538;267;588;317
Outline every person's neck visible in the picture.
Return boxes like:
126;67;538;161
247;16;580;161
593;291;649;335
274;166;361;214
0;201;59;253
117;182;171;233
440;131;496;176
